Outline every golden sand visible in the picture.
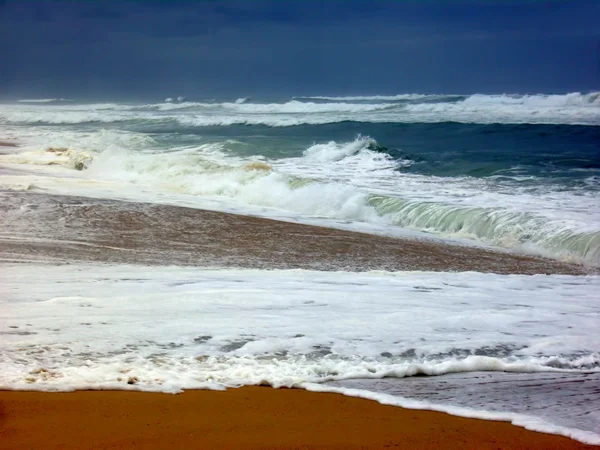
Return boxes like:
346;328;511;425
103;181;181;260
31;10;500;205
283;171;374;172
0;388;596;450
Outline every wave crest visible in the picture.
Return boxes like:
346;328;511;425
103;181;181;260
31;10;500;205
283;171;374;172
461;92;600;108
2;92;599;126
17;98;72;103
53;136;596;266
302;136;377;162
368;195;600;265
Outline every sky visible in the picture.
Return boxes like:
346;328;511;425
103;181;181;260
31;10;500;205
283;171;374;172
1;0;599;100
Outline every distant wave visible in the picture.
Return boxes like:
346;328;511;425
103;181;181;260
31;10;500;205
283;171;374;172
139;100;396;113
2;110;598;127
223;100;396;114
461;92;600;108
300;92;600;107
138;101;212;111
17;98;73;103
297;94;436;101
1;92;598;126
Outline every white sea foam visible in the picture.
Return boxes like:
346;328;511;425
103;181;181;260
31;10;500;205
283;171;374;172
2;92;598;126
1;264;598;442
3;265;599;371
302;135;378;163
461;92;600;108
298;94;438;101
136;100;394;114
138;101;210;111
17;98;72;103
0;108;140;124
305;385;600;446
2;131;599;265
226;100;394;113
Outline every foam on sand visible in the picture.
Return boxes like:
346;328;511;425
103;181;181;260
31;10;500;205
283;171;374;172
1;263;599;443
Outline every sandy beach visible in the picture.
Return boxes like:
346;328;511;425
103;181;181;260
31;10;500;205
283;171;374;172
1;190;598;448
1;387;597;450
2;2;599;447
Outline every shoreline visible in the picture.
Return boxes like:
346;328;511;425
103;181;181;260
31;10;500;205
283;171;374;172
2;190;597;448
1;387;597;449
1;191;589;274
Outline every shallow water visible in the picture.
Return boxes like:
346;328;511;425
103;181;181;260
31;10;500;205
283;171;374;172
1;263;599;443
328;372;600;438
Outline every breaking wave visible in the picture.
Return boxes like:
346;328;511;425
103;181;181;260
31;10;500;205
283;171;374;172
461;92;600;108
139;100;396;113
367;196;600;265
17;98;73;103
29;135;595;266
1;92;598;126
301;92;600;107
297;94;439;101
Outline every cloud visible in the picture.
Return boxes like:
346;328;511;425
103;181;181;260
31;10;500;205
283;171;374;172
1;0;598;98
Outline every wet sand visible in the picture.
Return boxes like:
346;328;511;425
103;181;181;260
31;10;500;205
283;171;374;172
0;191;587;274
0;387;596;450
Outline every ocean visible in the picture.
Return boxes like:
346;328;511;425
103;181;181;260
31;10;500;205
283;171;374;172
1;93;599;444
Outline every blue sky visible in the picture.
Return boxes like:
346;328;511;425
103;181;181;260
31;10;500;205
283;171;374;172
1;1;598;100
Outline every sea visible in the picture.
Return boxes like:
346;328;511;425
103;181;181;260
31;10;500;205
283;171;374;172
1;93;599;444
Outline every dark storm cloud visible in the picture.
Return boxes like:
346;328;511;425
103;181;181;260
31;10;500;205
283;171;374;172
1;1;598;100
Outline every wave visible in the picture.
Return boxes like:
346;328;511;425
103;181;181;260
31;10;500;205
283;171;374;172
2;264;599;443
17;98;72;103
164;96;186;102
2;92;598;126
367;196;600;265
461;92;600;108
5;132;596;265
32;135;594;265
138;101;212;111
0;147;94;171
463;92;600;108
297;94;439;101
0;129;156;169
222;100;396;113
308;384;600;446
302;135;378;162
172;111;599;127
0;111;140;124
140;100;396;113
297;92;600;107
